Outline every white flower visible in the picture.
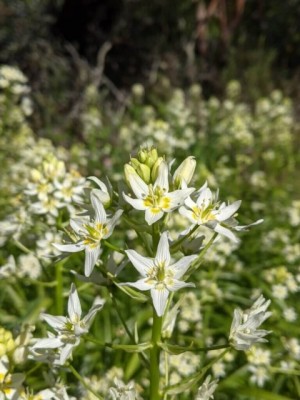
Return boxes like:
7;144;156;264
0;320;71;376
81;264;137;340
229;295;272;351
180;183;263;242
195;375;218;400
172;156;196;189
88;176;112;207
123;161;194;225
248;365;269;387
32;284;105;365
123;232;197;316
109;378;139;400
54;192;123;276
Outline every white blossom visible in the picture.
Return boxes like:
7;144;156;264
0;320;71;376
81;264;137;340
229;295;272;351
195;375;218;400
122;232;197;316
123;161;194;225
54;192;123;276
31;284;104;365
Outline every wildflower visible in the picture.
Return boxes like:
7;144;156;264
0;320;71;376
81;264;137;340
123;232;197;316
248;365;270;387
180;182;263;243
229;295;272;351
195;375;218;400
32;284;104;365
109;378;140;400
54;192;123;276
123;161;194;225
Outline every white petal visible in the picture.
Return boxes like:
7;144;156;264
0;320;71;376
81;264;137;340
156;231;170;266
154;161;169;192
82;297;105;327
104;209;123;238
197;187;212;208
167;280;195;291
125;250;154;276
128;173;149;198
53;242;85;253
32;337;63;349
167;188;195;210
68;284;82;321
122;279;153;291
70;218;85;235
91;192;107;224
179;206;196;223
217;200;241;221
184;196;197;209
88;176;108;192
40;314;66;330
170;255;198;279
214;223;239;243
145;208;164;225
59;343;76;365
234;219;264;231
84;245;101;277
123;193;148;210
151;287;169;317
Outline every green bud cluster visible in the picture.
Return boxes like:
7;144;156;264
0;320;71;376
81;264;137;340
125;147;164;184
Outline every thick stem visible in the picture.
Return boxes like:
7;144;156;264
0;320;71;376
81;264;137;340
150;311;163;400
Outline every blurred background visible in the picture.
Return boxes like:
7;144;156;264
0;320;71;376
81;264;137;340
1;0;300;146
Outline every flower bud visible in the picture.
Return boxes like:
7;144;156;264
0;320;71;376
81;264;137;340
136;163;151;184
124;164;139;187
151;157;164;182
173;156;196;189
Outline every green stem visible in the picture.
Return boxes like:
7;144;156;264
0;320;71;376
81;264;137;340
150;311;163;400
185;232;218;279
68;364;104;400
170;225;199;252
152;223;160;251
55;261;64;315
103;240;125;254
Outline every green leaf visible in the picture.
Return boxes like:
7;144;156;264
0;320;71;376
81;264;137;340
114;283;148;302
111;342;152;353
159;342;196;355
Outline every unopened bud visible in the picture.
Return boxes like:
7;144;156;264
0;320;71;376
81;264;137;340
124;164;139;187
136;163;151;183
151;157;164;182
173;156;196;188
130;158;140;170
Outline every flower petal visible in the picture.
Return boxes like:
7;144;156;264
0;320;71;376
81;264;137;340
82;296;105;327
170;255;198;279
167;188;195;211
123;193;148;210
68;284;82;321
104;209;123;238
40;314;66;330
234;219;264;231
145;208;164;225
179;206;196;224
122;279;153;291
84;245;101;277
91;192;107;224
167;280;195;291
154;161;169;192
156;231;170;266
128;173;149;199
151;287;169;317
217;200;241;221
214;223;240;243
32;337;63;349
53;242;85;253
125;250;154;276
59;343;76;365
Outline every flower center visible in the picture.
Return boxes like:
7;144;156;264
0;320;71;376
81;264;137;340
83;223;108;248
143;186;170;212
192;205;216;223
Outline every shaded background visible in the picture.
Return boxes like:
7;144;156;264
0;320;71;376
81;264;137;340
1;0;300;140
